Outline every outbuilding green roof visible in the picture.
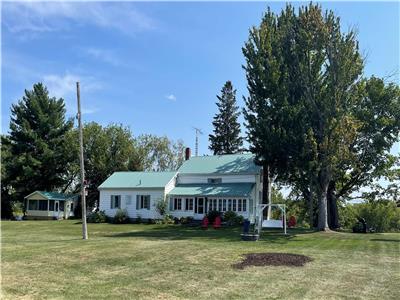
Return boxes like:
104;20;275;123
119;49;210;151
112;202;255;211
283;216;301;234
168;183;255;197
25;191;77;201
98;171;177;189
178;153;260;175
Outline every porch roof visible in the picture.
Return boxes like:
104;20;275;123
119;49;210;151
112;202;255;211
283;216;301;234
25;191;77;201
168;183;254;197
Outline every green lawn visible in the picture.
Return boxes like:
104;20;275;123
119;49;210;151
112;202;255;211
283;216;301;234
2;221;399;299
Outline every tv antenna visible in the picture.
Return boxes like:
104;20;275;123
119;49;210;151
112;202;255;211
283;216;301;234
192;127;203;156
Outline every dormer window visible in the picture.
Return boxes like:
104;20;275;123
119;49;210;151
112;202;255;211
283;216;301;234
207;178;222;184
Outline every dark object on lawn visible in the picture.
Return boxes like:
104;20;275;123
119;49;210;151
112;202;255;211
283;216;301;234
243;219;250;234
353;217;367;233
233;253;313;269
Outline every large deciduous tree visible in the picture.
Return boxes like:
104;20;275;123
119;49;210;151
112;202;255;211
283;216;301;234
4;83;73;202
243;4;399;230
209;81;243;155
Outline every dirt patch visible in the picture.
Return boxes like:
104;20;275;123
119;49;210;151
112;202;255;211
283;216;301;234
233;253;313;269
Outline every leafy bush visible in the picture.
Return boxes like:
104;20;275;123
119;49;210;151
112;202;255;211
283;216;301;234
207;210;221;223
155;214;175;225
11;202;24;218
113;209;129;224
179;216;194;225
87;210;107;223
155;200;167;216
340;201;400;232
223;211;241;226
353;201;400;232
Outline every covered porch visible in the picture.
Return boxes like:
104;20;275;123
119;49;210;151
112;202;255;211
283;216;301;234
167;183;255;221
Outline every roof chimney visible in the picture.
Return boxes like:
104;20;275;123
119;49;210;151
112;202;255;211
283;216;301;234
185;147;191;160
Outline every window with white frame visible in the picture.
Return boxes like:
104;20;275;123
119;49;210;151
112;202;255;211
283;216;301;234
185;198;194;211
238;199;242;212
111;195;121;209
223;199;227;211
174;198;182;210
242;199;247;212
136;195;150;210
228;199;232;211
233;199;237;211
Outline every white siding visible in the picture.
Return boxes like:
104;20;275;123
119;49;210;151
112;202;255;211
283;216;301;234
99;189;165;219
177;174;256;184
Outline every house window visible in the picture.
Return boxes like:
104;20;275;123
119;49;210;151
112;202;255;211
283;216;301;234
233;199;237;211
38;200;48;211
213;199;217;210
207;178;222;184
238;199;242;212
243;199;247;212
174;198;182;210
185;198;194;211
218;199;222;211
49;200;55;211
223;199;227;211
28;200;38;210
70;202;74;212
137;195;150;210
59;201;65;211
111;195;121;209
125;195;132;206
228;199;232;211
208;199;213;211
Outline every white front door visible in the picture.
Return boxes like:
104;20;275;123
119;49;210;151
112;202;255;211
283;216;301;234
194;197;205;219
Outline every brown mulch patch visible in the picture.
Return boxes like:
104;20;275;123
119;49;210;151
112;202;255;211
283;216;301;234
233;253;313;269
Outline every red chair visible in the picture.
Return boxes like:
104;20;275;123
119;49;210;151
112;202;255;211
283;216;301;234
201;216;209;229
288;216;296;228
213;216;221;229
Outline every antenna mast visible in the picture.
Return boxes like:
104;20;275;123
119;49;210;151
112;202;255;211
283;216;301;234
192;127;203;156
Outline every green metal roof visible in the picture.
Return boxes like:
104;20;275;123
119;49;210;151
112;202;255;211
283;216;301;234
98;171;177;189
178;153;260;174
25;191;77;201
168;183;255;197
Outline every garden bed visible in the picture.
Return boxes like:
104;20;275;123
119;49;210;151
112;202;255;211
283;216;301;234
233;252;313;269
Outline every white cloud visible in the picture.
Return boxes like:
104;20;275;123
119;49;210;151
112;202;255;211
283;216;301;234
42;73;102;115
43;73;102;99
2;1;156;37
83;47;121;66
165;94;177;101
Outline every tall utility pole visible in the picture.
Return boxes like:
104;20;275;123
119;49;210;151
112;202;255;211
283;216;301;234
76;82;88;240
192;127;203;156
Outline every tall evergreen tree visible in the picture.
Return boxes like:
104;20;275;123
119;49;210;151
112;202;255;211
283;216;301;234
5;83;73;201
209;81;243;155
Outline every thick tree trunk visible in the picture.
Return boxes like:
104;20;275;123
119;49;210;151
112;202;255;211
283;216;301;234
262;164;272;219
317;169;330;231
303;184;314;228
327;180;339;229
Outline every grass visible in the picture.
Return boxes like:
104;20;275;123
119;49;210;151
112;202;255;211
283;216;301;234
1;220;399;300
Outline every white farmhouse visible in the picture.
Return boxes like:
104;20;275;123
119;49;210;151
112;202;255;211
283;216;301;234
98;152;262;223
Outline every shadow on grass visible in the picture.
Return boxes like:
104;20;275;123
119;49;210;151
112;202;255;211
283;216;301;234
105;225;315;244
370;238;400;243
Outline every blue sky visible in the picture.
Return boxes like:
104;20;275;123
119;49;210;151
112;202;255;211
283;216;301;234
2;1;399;156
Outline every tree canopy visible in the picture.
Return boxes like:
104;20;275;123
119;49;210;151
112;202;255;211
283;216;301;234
209;81;243;155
